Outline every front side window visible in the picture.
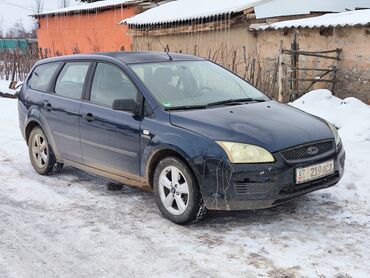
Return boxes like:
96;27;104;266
129;60;268;109
55;62;90;100
29;63;60;92
90;63;138;107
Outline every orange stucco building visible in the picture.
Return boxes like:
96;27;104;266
34;2;141;57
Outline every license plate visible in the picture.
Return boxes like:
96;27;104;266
296;160;334;184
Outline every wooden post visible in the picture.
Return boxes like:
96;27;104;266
277;40;283;102
231;50;237;72
271;58;279;98
331;48;341;94
290;30;299;100
250;58;256;85
11;53;17;82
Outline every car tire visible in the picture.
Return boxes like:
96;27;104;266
153;156;207;225
28;127;60;175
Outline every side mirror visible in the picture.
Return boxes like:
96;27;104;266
112;99;138;114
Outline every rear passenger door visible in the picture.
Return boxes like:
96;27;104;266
79;62;142;178
42;61;91;163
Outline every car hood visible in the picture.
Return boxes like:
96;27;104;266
169;101;333;153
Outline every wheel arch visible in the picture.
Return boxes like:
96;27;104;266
25;119;43;145
146;147;200;189
24;116;60;161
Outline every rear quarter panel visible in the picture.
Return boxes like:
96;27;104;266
18;84;60;159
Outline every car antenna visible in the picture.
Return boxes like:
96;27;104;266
154;35;173;61
165;49;174;61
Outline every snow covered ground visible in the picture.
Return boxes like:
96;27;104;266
0;80;19;96
0;90;369;278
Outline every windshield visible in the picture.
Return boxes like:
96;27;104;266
129;60;269;109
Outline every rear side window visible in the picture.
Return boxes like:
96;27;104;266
55;62;90;100
29;63;60;92
90;63;138;107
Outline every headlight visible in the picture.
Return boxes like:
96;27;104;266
216;141;275;163
327;122;341;146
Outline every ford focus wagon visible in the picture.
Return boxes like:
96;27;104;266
18;52;345;224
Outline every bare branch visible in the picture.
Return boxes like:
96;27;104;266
0;17;4;38
59;0;70;8
33;0;44;14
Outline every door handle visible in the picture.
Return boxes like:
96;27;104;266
43;101;52;111
83;113;95;122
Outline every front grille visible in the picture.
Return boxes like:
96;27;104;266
281;140;334;161
235;183;270;195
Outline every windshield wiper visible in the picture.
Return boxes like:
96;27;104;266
206;98;266;107
165;98;266;111
165;104;208;111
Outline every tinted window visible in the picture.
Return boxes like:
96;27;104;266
55;62;90;100
29;63;60;92
90;63;138;107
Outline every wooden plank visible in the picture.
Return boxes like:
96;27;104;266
284;49;339;54
290;67;337;72
305;68;333;90
331;49;342;93
271;58;279;98
288;78;334;82
283;49;340;60
231;50;237;72
290;31;299;94
277;40;283;102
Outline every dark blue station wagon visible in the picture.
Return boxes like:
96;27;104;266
18;52;345;224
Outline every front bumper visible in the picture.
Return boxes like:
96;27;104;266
201;143;346;210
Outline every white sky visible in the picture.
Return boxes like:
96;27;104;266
0;0;79;31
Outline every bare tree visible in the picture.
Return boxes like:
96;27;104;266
0;17;4;38
59;0;70;8
33;0;44;14
6;20;28;38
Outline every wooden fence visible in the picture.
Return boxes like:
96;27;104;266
277;31;342;102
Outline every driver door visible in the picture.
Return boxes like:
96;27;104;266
79;62;142;177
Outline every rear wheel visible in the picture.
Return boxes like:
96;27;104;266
153;157;206;225
28;127;62;175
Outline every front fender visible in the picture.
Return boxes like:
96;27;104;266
140;124;228;200
141;133;200;179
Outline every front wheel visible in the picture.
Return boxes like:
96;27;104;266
153;157;207;225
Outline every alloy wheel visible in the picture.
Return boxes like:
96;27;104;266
31;133;48;168
158;165;189;215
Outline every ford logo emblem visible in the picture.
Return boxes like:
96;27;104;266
307;146;319;155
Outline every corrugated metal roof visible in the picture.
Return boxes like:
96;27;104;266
254;0;370;19
33;0;140;17
122;0;265;26
251;9;370;30
122;0;370;26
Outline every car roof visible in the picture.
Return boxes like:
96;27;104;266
101;51;205;64
36;51;205;65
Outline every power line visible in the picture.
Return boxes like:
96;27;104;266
0;0;36;12
0;0;62;13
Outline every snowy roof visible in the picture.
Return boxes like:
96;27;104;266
253;0;370;19
122;0;264;25
122;0;370;26
252;9;370;30
33;0;139;17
